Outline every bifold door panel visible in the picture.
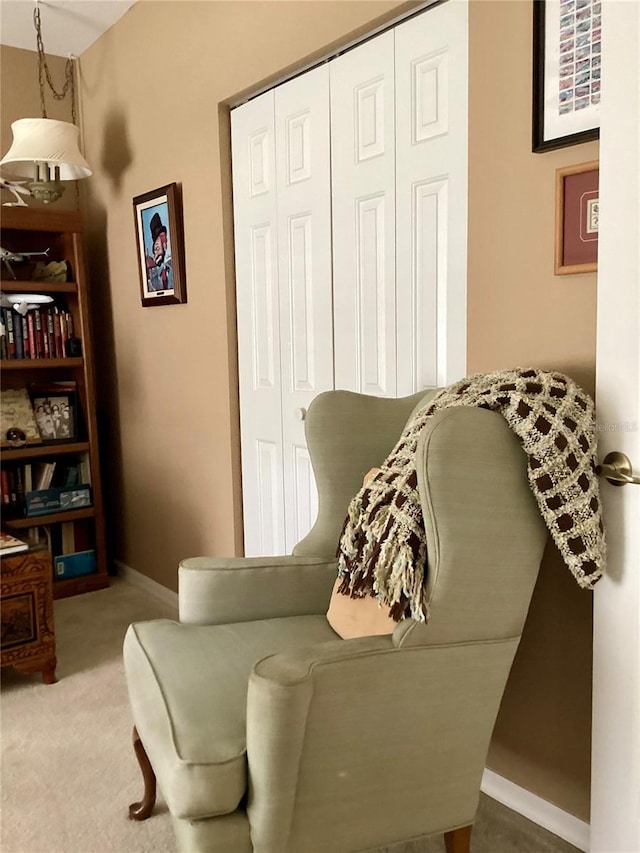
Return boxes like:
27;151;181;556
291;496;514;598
232;2;468;555
331;31;398;397
233;66;332;556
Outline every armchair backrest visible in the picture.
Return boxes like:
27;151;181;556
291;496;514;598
297;389;548;645
294;389;434;558
394;406;548;647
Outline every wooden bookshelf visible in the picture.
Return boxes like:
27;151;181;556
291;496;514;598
1;207;108;597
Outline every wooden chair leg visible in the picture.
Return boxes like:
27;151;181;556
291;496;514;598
444;824;472;853
128;726;157;820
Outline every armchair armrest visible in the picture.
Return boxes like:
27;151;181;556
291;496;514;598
246;635;393;850
178;555;338;625
246;636;518;852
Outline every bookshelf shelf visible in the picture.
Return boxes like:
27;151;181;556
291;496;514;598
1;442;90;462
53;572;108;601
5;507;95;528
1;358;83;370
1;207;108;597
0;281;78;294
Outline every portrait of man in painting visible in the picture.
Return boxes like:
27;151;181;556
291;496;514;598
140;202;174;294
133;183;186;307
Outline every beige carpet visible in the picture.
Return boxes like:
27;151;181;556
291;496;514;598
1;578;580;853
2;579;176;853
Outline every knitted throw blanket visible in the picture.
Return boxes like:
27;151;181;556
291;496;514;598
336;368;605;622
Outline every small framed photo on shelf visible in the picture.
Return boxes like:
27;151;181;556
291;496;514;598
532;0;601;152
31;388;77;443
0;388;42;448
555;160;599;275
133;182;187;308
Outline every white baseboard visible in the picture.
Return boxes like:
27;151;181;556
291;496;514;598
116;561;178;610
481;768;590;852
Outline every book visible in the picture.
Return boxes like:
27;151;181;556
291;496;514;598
79;455;91;485
14;465;25;512
61;521;75;554
33;308;43;358
21;316;30;358
54;549;95;579
4;309;16;358
42;310;51;358
34;460;56;490
0;312;7;360
13;311;24;359
52;307;63;358
59;311;68;354
27;313;36;359
0;531;29;556
1;470;9;506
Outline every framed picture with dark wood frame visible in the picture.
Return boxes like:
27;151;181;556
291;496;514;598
31;389;78;443
532;0;601;153
133;183;187;307
555;160;599;275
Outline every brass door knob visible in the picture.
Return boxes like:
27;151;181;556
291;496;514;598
595;451;640;487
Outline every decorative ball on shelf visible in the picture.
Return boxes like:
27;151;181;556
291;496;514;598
5;427;26;448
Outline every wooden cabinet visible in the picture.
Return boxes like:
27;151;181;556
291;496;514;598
1;208;108;599
1;549;57;683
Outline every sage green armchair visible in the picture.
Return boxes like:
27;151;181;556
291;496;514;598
124;389;547;853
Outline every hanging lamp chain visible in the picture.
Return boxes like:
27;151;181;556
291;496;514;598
34;3;77;124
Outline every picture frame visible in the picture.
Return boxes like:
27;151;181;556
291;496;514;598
555;160;599;275
0;388;42;447
532;0;601;153
132;183;187;307
31;390;77;443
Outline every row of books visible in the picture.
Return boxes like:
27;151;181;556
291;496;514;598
0;305;77;361
1;456;91;517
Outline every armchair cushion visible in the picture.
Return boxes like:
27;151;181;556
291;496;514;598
124;615;338;820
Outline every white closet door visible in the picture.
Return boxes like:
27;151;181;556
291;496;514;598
275;65;333;553
395;1;468;394
232;92;285;556
331;32;397;396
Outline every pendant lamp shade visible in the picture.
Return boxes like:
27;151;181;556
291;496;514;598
0;118;91;180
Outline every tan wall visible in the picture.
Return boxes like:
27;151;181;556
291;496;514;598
468;1;597;821
1;0;597;824
76;0;412;589
1;45;78;211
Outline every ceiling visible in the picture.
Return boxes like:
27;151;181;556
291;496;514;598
0;0;136;57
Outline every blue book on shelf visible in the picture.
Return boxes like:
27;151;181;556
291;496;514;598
54;549;96;579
